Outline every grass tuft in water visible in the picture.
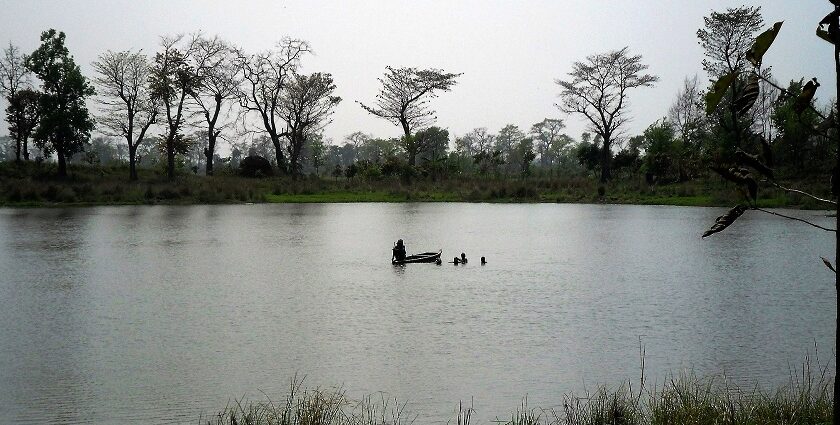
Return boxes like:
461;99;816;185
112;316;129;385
206;361;833;425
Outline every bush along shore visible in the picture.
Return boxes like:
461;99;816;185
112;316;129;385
206;367;833;425
0;162;833;209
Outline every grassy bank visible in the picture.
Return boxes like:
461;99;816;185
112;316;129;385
206;370;833;425
0;161;832;209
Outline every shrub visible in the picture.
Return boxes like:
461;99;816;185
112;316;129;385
239;155;274;178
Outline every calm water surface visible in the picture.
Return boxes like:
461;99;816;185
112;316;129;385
0;203;835;424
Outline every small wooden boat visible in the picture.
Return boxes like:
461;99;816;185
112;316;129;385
392;250;442;265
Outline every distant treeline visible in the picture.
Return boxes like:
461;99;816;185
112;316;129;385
0;5;834;189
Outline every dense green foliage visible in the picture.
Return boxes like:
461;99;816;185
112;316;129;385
24;29;95;177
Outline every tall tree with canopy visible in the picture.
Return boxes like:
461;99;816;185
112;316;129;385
237;38;310;174
5;88;40;162
192;35;239;176
279;72;341;176
149;34;203;180
358;66;461;166
530;118;567;168
92;50;158;180
0;42;33;161
697;6;764;156
556;47;658;182
25;29;95;177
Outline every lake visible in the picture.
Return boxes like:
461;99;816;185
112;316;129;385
0;203;835;424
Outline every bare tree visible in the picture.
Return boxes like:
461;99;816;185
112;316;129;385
191;35;239;176
0;42;32;161
358;66;461;165
149;34;203;180
236;38;310;174
92;50;158;180
668;76;705;145
556;47;658;182
280;72;341;176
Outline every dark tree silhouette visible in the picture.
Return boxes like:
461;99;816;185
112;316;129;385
26;29;95;177
556;47;658;182
237;38;310;175
358;66;461;165
192;35;239;176
150;35;199;180
280;72;341;177
0;42;32;161
92;50;158;181
5;88;39;162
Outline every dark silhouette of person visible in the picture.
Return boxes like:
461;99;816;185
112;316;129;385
392;239;406;263
453;257;460;265
481;256;486;265
460;252;468;263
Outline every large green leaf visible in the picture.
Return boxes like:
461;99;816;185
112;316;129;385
705;73;737;115
747;21;783;67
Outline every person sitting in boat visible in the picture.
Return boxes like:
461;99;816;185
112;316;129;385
392;239;407;263
460;252;468;263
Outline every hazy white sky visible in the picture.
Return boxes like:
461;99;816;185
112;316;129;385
0;0;835;147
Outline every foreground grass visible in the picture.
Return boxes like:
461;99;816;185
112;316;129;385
0;161;832;209
207;369;833;425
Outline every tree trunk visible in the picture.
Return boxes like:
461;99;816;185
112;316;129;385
22;136;29;161
272;135;286;175
57;147;67;178
129;145;138;181
600;136;612;183
14;136;21;162
167;137;175;180
205;131;216;176
833;23;839;425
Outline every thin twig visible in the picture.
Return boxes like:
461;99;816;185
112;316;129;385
764;180;837;205
754;207;837;232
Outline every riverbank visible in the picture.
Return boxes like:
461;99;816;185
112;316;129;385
0;162;831;209
207;370;833;425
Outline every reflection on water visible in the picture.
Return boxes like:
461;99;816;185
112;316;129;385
0;203;835;424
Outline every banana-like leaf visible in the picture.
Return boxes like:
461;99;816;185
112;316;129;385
735;149;774;179
711;166;758;201
794;78;820;114
820;9;840;26
821;256;837;273
711;166;749;185
817;27;836;44
705;73;737;115
818;111;837;133
702;205;748;238
747;22;783;67
735;73;760;117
